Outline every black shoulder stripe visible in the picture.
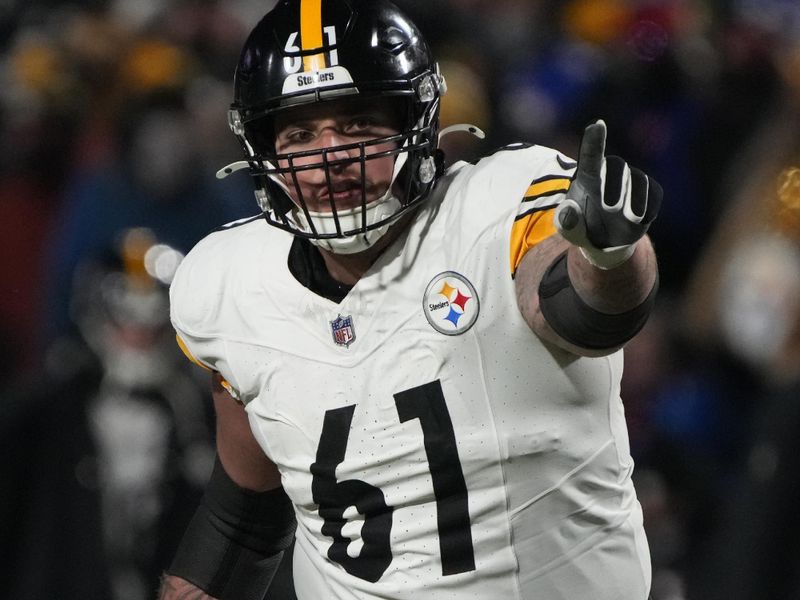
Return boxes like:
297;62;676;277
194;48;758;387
529;173;571;186
557;155;577;171
522;188;567;202
515;204;558;222
467;142;538;164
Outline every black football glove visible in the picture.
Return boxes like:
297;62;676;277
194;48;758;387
555;120;663;268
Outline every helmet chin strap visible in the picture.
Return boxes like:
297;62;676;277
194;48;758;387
295;188;403;255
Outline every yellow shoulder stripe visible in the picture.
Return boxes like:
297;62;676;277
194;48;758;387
301;0;326;72
510;207;558;276
524;176;571;200
176;334;211;371
175;334;237;398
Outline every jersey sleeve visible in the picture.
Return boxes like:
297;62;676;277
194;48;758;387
169;231;243;402
446;144;577;278
509;171;572;277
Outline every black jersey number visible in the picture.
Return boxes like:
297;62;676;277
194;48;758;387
310;380;476;582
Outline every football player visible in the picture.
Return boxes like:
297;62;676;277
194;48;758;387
161;0;661;598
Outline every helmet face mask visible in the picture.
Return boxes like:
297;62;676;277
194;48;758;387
228;0;445;253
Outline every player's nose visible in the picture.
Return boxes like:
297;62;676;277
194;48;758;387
319;129;357;164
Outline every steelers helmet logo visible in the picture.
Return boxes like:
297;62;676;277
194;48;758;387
423;271;480;335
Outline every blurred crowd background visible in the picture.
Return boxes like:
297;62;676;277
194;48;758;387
1;0;800;599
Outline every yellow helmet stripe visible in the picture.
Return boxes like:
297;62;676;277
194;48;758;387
301;0;326;72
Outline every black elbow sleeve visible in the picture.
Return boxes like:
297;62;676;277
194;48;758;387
538;251;658;350
167;456;296;600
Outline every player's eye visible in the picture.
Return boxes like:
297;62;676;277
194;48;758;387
344;115;378;133
285;128;315;144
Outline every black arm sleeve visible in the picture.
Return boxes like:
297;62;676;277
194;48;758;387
538;251;658;350
167;456;296;600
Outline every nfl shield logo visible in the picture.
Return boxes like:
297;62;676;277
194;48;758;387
330;314;356;348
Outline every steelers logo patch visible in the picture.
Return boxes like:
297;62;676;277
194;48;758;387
423;271;480;335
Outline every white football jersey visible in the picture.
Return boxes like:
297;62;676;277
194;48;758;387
170;144;651;599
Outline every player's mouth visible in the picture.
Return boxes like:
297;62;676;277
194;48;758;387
317;184;367;211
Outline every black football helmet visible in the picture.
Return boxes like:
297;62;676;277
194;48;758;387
220;0;446;253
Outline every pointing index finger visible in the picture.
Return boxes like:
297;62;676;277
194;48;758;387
576;119;607;178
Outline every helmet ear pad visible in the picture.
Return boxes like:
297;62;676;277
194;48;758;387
260;175;295;216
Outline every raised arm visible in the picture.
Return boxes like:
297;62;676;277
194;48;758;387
159;372;294;600
516;121;662;357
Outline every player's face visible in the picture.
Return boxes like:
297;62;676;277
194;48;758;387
274;96;402;213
